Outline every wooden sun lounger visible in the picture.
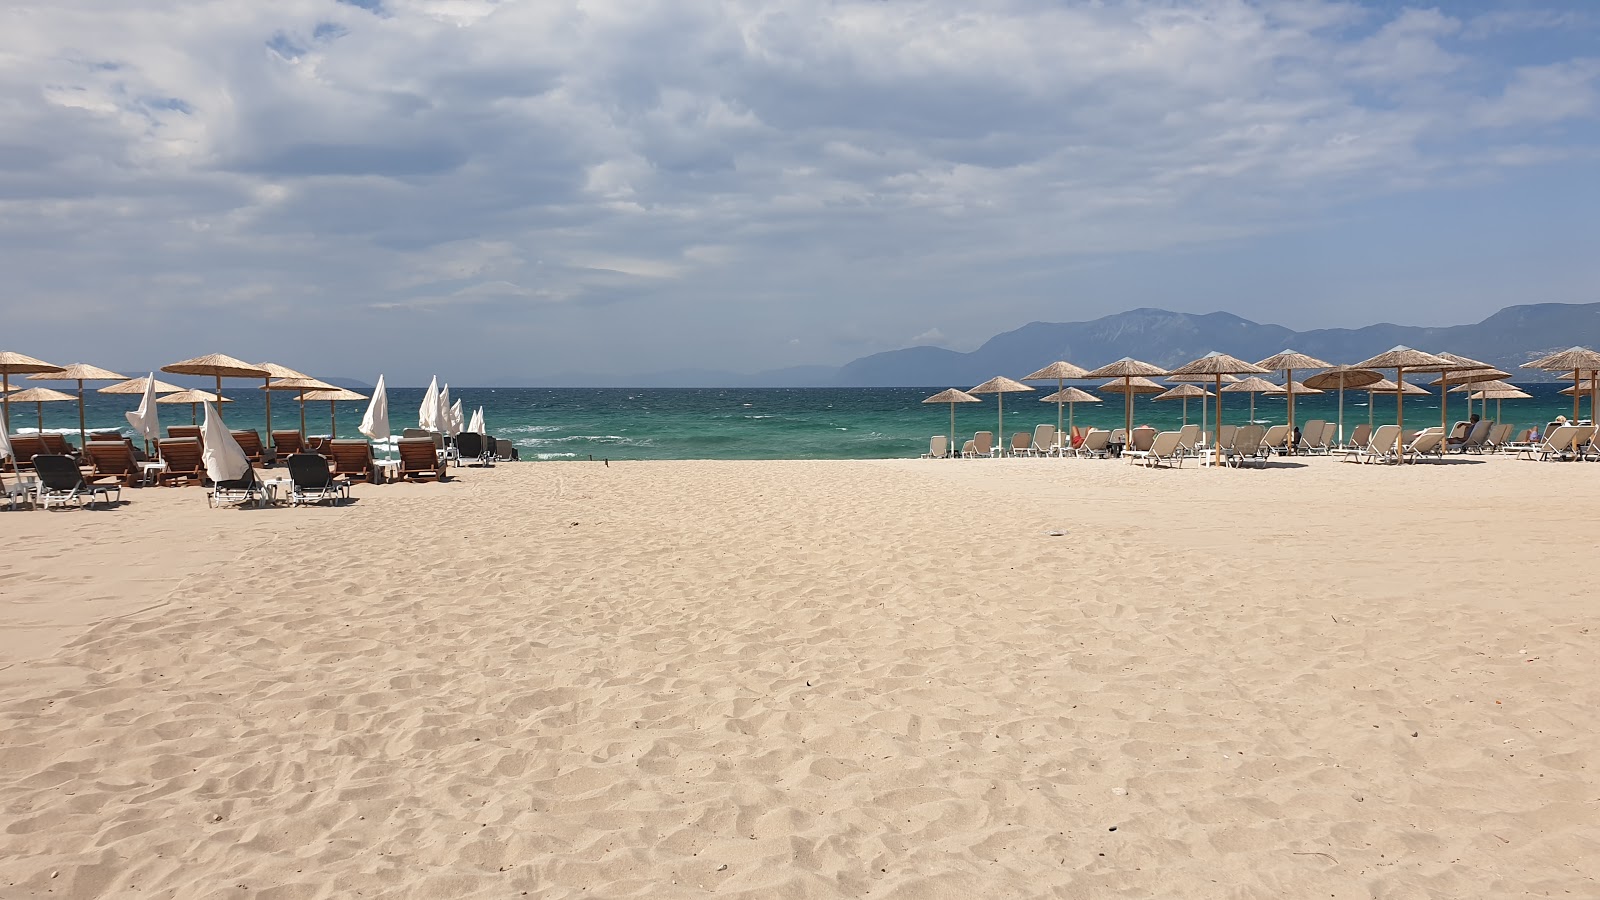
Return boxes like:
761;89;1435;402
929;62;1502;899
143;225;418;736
271;430;304;457
155;438;205;485
329;440;378;483
396;438;445;481
85;440;141;487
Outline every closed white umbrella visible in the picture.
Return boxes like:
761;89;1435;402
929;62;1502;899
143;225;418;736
0;421;13;476
360;375;391;457
419;376;442;431
468;406;485;435
201;401;251;483
124;373;162;452
449;399;464;436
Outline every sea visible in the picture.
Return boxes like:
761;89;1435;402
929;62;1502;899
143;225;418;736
4;384;1590;461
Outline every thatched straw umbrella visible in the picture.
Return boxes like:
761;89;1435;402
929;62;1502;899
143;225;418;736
1255;351;1330;453
99;376;184;395
159;389;232;424
256;363;310;441
1463;380;1531;425
1303;366;1382;444
265;376;339;438
1352;347;1453;462
1222;376;1286;424
922;389;981;455
25;363;127;448
1022;361;1090;438
0;351;64;436
1084;358;1169;439
968;376;1035;444
8;387;75;434
1153;383;1209;426
1165;352;1270;466
1522;348;1600;456
304;388;369;439
161;355;271;427
1037;387;1100;441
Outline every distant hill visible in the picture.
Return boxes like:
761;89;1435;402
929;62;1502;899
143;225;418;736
833;302;1600;386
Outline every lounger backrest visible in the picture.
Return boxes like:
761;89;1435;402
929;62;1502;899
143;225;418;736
973;432;993;454
231;430;266;456
1232;426;1263;456
1541;425;1576;450
1571;424;1596;445
1010;432;1030;452
329;440;374;475
271;431;303;455
1319;422;1338;447
401;428;429;439
1031;425;1055;451
1148;431;1182;457
1128;427;1154;452
1109;428;1126;444
287;454;334;489
1367;425;1400;452
1299;420;1325;447
39;434;75;455
7;435;45;467
86;441;136;475
1487;424;1511;446
495;438;514;458
30;454;85;491
398;438;438;470
1177;424;1200;450
1081;430;1110;451
928;435;947;457
168;425;202;441
1348;423;1371;447
1407;432;1444;454
157;438;203;472
1464;420;1491;445
1449;421;1470;441
1218;424;1237;448
1260;424;1289;450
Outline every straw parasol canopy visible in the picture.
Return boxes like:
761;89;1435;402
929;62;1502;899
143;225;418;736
1023;361;1089;436
969;376;1035;444
162;354;270;428
1524;348;1600;450
99;375;185;395
1467;380;1531;423
1254;351;1329;453
1097;376;1165;394
266;376;339;437
922;388;982;455
159;389;232;424
8;387;75;434
0;351;65;436
1154;383;1210;427
1304;365;1382;443
26;362;128;448
1281;379;1324;395
304;387;369;439
1084;358;1168;438
1167;372;1240;384
1222;376;1286;424
1352;346;1453;461
1166;352;1269;466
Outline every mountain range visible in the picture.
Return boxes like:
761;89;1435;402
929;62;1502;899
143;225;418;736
511;301;1600;387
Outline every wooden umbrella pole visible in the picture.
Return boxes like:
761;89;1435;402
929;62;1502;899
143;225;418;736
1124;378;1131;437
299;389;307;438
1;373;8;435
1337;380;1345;445
997;392;1004;447
264;377;273;439
215;374;224;424
1440;372;1449;438
1396;367;1406;463
36;402;43;432
949;403;955;457
1286;368;1295;454
1056;377;1064;438
76;379;86;449
1181;396;1188;426
1574;370;1584;457
330;400;337;438
1213;374;1222;468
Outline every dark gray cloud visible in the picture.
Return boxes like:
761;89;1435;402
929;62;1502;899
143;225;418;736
0;1;1596;383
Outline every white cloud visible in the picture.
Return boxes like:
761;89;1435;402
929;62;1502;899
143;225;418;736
0;0;1596;380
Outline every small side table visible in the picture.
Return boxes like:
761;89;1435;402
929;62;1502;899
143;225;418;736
139;460;168;486
375;460;401;483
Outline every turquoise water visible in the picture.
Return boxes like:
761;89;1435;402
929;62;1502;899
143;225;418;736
4;384;1589;460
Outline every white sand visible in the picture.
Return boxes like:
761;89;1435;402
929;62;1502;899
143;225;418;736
1;456;1597;898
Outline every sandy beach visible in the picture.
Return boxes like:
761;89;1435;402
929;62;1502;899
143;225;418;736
1;456;1597;898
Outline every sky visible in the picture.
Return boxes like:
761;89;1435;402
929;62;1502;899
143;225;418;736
2;0;1598;384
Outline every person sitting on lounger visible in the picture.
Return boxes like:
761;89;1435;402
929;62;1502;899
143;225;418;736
1448;414;1480;448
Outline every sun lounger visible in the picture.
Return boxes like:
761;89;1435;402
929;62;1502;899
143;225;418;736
1399;429;1446;462
397;437;446;481
1225;424;1266;468
1297;419;1326;453
85;440;141;486
1128;426;1156;454
1074;429;1112;458
494;438;517;461
155;437;205;485
1450;420;1493;454
230;429;277;466
271;430;304;457
1483;423;1513;452
1340;424;1400;464
1258;424;1290;457
921;436;948;458
1125;430;1185;468
31;454;120;509
1520;425;1582;461
1176;424;1200;458
6;435;46;469
455;432;495;466
1344;423;1371;450
328;439;378;482
285;453;350;506
1027;425;1057;457
208;470;265;508
961;431;995;458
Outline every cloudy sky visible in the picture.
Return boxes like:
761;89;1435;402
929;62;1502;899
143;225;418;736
3;0;1598;384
